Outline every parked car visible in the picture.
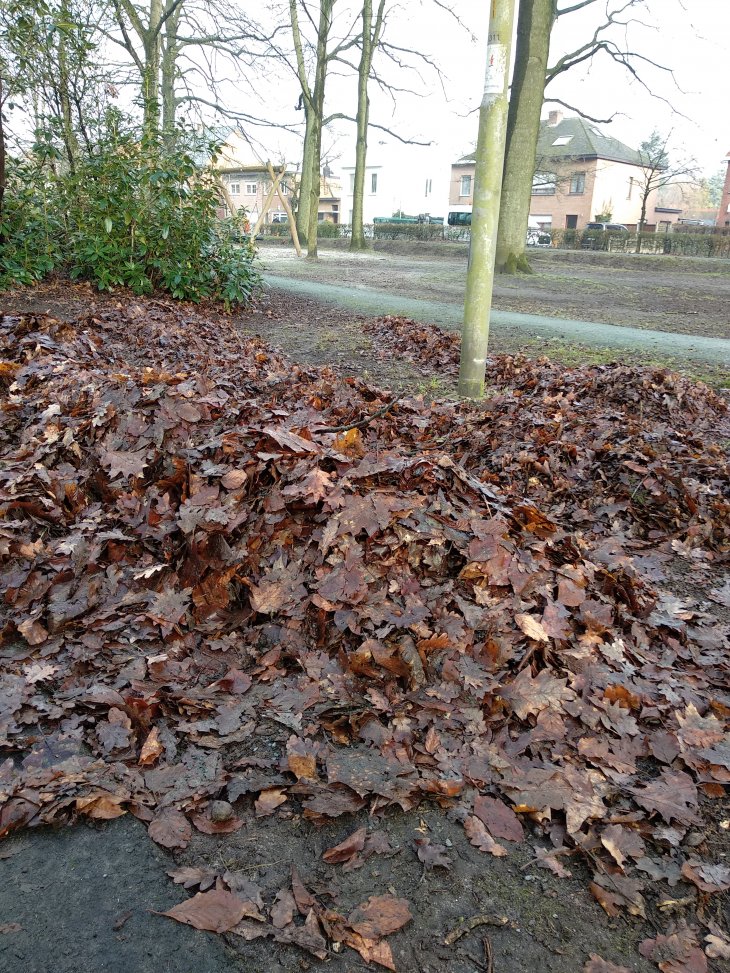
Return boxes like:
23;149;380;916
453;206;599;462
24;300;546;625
527;224;552;247
581;221;630;250
584;222;629;233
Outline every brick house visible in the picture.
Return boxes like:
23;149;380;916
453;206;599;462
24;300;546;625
208;131;342;227
450;111;675;232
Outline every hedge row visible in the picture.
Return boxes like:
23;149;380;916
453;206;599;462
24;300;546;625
257;222;730;258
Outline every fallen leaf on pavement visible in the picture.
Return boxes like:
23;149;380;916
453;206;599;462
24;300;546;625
158;889;248;933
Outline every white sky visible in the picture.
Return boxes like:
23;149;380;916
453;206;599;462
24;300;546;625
238;0;729;183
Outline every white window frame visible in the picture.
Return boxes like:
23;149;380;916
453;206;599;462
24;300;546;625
371;172;378;194
459;174;472;197
229;182;240;196
245;182;257;195
532;172;557;196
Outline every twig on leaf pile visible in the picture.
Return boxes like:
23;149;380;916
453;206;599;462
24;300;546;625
314;396;401;434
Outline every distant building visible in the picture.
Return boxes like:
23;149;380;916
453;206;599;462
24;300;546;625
212;133;296;225
450;111;681;232
314;167;342;223
717;151;730;227
340;145;446;225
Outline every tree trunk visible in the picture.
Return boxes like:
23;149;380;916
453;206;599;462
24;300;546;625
161;4;181;146
305;0;334;259
349;74;369;249
0;76;6;248
458;0;517;398
495;0;555;274
57;0;81;171
142;0;163;137
636;193;648;254
306;111;323;258
350;0;377;251
296;108;315;246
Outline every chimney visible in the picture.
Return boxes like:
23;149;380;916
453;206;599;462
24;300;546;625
548;110;563;126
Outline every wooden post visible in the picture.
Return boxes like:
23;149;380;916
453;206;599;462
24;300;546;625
267;161;302;256
251;167;286;238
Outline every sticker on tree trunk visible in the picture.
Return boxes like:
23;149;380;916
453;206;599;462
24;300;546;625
484;43;507;96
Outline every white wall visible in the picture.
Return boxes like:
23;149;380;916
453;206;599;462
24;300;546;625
339;144;449;224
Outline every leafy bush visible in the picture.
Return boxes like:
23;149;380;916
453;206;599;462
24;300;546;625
316;220;340;238
373;221;445;241
261;221;292;238
0;159;61;288
61;126;259;304
0;120;260;306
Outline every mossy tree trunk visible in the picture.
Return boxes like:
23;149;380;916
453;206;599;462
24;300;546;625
161;2;181;147
495;0;556;274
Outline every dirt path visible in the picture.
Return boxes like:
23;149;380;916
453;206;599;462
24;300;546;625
263;274;730;370
259;243;730;339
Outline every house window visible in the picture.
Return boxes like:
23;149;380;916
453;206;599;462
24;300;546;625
349;173;355;193
565;215;578;229
371;172;378;194
552;136;572;146
281;181;289;195
245;182;257;195
532;172;556;195
569;172;586;194
229;183;240;195
459;174;472;197
627;177;634;200
425;178;432;197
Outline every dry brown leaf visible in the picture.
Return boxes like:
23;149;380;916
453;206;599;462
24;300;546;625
138;726;163;766
640;921;707;973
515;613;550;642
75;792;127;820
473;795;524;842
167;867;217;891
254;787;287;817
463;815;508;857
159;889;248;933
344;930;396;970
347;894;412;939
286;735;318;780
148;809;192;849
323;826;367;864
600;824;646;869
270;889;295;929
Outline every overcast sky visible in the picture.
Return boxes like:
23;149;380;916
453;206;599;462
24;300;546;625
246;0;728;181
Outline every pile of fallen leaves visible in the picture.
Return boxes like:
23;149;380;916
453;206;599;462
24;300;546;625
1;302;729;970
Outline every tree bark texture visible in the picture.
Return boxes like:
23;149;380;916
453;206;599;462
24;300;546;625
495;0;556;274
458;0;517;398
350;0;385;251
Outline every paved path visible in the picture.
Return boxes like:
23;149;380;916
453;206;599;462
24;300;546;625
263;274;730;369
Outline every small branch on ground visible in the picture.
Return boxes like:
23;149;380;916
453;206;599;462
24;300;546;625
315;396;401;433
